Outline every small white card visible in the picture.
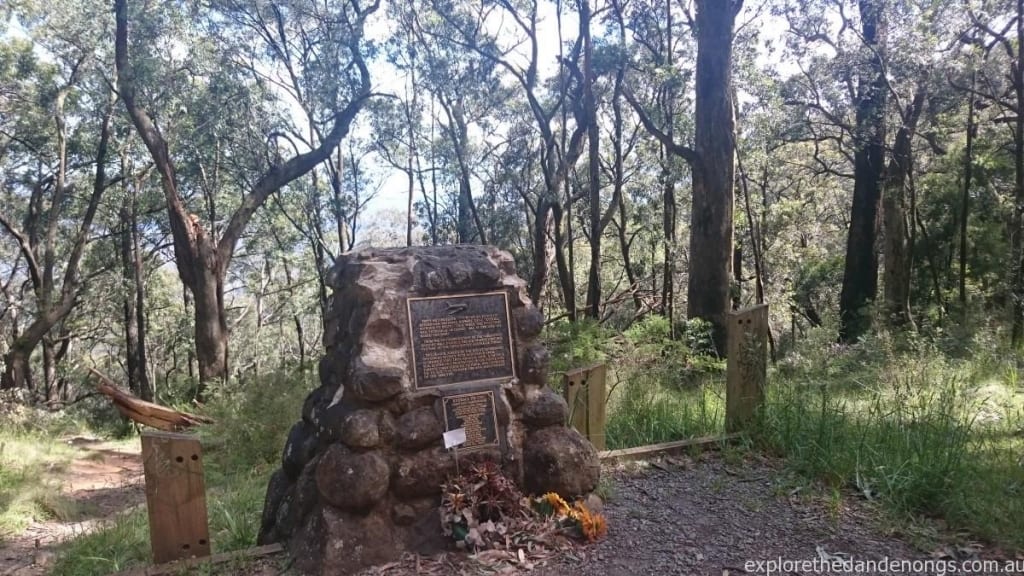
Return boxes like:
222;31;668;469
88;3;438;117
443;428;467;449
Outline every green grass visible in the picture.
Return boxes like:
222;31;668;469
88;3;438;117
0;427;86;540
605;374;725;448
51;371;311;576
758;328;1024;550
552;314;727;450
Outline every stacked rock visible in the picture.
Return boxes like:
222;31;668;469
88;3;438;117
258;246;600;575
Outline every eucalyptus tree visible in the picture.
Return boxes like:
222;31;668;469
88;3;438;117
612;0;694;326
779;0;889;341
0;5;121;395
114;0;378;388
623;0;744;352
779;0;965;339
424;0;589;310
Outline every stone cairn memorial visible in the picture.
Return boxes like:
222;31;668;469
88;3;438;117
258;245;601;575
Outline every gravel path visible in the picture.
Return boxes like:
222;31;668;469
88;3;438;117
536;453;931;575
154;451;1024;576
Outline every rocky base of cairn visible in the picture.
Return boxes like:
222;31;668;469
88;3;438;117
257;245;600;575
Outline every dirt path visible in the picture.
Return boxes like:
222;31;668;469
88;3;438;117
0;438;144;576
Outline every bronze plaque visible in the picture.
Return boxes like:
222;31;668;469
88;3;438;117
442;390;500;451
407;292;516;389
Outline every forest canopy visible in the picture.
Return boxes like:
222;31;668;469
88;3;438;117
2;0;1023;402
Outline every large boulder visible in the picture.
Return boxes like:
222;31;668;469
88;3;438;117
315;445;390;512
523;427;601;497
521;387;569;428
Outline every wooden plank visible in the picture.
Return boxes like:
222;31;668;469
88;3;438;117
141;431;211;564
564;367;587;436
562;363;607;450
111;544;284;576
91;368;213;430
726;304;769;432
586;364;607;450
598;433;741;462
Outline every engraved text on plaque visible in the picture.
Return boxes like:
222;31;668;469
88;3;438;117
442;390;499;451
407;292;516;389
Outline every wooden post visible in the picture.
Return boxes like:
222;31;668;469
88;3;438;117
141;431;211;564
726;304;768;432
563;363;607;450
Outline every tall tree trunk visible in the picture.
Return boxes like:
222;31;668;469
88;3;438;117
583;0;602;320
192;265;228;389
960;71;976;308
1012;0;1024;347
688;0;741;354
132;193;153;401
882;88;925;330
0;92;113;391
121;201;143;397
42;336;56;401
839;0;887;343
662;0;676;330
407;54;417;248
608;28;641;315
662;152;676;324
529;199;553;305
118;155;151;401
1;347;32;392
554;204;577;320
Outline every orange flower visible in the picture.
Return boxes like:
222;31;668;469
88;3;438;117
542;492;572;517
572;502;608;542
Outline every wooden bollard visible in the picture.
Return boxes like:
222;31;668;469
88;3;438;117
141;431;211;564
563;363;607;450
726;304;769;432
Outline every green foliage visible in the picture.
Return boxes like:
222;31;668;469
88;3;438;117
605;378;724;449
621;315;724;389
0;429;78;540
198;371;312;476
545;318;611;375
759;332;1024;549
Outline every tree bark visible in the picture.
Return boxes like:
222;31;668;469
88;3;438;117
960;72;976;309
121;201;143;398
839;0;887;343
1013;0;1024;347
553;204;577;321
119;164;153;401
583;0;602;320
0;91;113;390
688;0;741;354
882;88;926;330
1;347;32;392
661;0;677;330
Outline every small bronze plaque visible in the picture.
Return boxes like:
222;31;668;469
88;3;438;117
407;292;516;389
442;390;500;451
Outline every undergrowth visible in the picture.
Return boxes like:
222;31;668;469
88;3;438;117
0;402;116;541
0;429;81;540
759;325;1024;550
548;315;727;449
51;371;311;576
